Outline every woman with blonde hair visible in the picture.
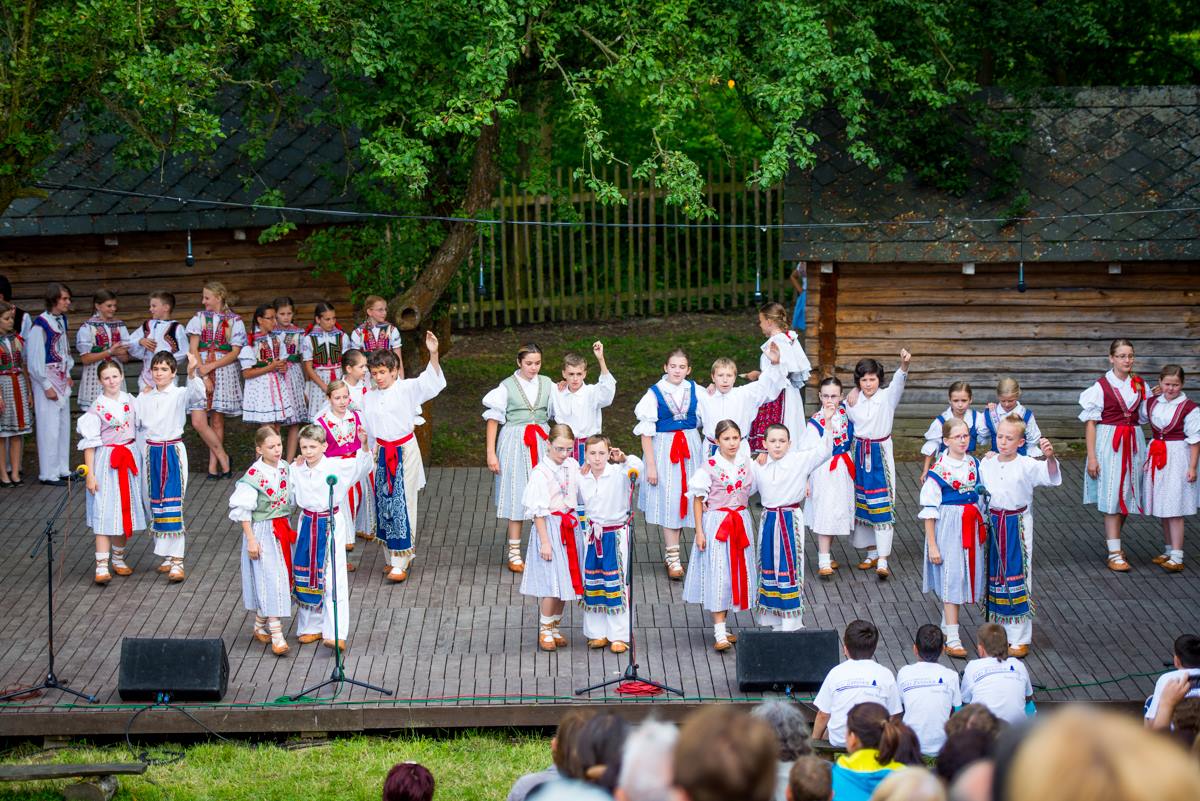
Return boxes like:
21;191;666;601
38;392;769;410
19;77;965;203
870;768;946;801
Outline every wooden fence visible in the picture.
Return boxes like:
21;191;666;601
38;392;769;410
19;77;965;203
450;163;785;328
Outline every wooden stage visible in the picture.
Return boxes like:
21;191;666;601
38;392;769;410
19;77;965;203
0;461;1196;738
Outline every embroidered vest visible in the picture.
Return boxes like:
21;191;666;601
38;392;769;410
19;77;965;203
0;334;24;374
1146;397;1197;442
1098;375;1144;427
503;374;552;425
83;318;125;352
31;315;66;365
197;311;236;351
651;380;698;432
318;411;363;457
308;330;344;368
928;456;982;505
939;409;980;453
238;465;293;522
984;407;1033;455
356;322;395;352
141;319;181;352
809;405;855;456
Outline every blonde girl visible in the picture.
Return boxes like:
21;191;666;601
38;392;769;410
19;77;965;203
186;281;244;478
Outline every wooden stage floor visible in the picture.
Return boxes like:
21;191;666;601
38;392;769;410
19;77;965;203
0;461;1196;737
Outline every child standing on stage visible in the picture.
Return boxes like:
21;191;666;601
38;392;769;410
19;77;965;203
845;349;911;579
919;417;985;658
750;422;832;631
684;420;756;651
351;295;404;375
697;346;784;459
484;343;555;573
273;297;307;459
240;304;305;436
520;423;583;651
314;379;370;571
552;342;615;463
341;349;370;411
76;289;132;410
27;283;74;485
746;301;813;453
292;424;369;649
135;351;206;582
362;335;446;582
302;301;349;421
129;291;187;391
978;415;1060;657
921;382;987;481
0;302;32;487
983;377;1042;454
1142;365;1200;573
79;360;145;584
806;377;857;579
228;427;296;656
187;281;244;479
577;436;642;654
634;348;702;581
1079;338;1148;572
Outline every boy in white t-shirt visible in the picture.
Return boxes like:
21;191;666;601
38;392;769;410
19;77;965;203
1144;633;1200;728
960;623;1033;726
897;623;963;757
811;619;902;747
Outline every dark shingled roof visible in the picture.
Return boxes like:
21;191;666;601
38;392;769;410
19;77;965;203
1;72;357;238
782;86;1200;263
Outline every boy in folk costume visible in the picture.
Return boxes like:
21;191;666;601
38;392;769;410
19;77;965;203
361;334;446;582
746;301;813;453
79;360;146;584
27;282;74;485
577;436;642;654
552;342;616;464
0;301;32;487
76;289;132;410
350;295;404;374
696;345;785;459
134;352;206;581
228;427;297;656
186;281;245;478
750;423;832;631
983;377;1042;455
129;291;187;391
805;377;856;579
1142;365;1200;573
313;379;371;571
1079;338;1147;572
302;301;349;421
978;415;1061;658
845;348;911;579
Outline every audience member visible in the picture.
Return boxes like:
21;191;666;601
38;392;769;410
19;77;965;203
960;624;1032;725
507;709;595;801
812;620;902;747
947;761;993;801
383;762;435;801
615;720;678;801
575;713;631;794
870;767;946;801
934;729;992;785
943;704;1003;744
672;705;778;801
1145;634;1200;728
829;702;909;801
786;755;831;801
897;624;962;757
752;700;812;801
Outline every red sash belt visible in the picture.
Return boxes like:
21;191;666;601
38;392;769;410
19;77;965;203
2;373;26;429
1110;424;1138;515
108;443;139;537
715;506;751;610
587;522;624;557
831;451;855;478
377;433;413;493
669;430;692;519
959;503;985;601
552;510;584;596
766;503;801;584
857;435;891;473
524;424;549;468
271;517;298;581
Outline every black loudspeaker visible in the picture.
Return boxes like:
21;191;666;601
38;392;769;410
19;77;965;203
736;629;840;691
118;638;229;702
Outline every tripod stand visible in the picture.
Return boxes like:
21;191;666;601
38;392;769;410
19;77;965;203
290;475;392;700
576;474;682;697
0;476;97;703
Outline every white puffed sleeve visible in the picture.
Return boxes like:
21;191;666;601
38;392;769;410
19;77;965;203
116;323;132;348
228;482;259;523
686;464;713;499
594;371;616;409
76;323;96;357
973;410;991;445
185;373;207;406
1184;406;1200;444
300;334;315;361
1078;382;1104;422
522;464;554;518
228;317;248;348
633;388;661;437
481;383;509;423
185;313;204;338
921;417;944;456
918;476;942;520
238;341;259;370
76;410;103;450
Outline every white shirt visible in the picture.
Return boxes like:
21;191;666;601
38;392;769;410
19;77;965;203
290;454;367;512
76;318;132;360
482;372;553;424
960;657;1033;725
978;454;1061;510
813;659;903;747
551;372;616;439
361;365;446;441
897;661;963;756
921;408;989;456
26;312;74;391
749;432;832;508
1144;668;1200;721
633;377;695;437
918;454;980;519
128;318;189;389
76;392;137;448
522;458;580;518
1146;393;1200;443
1078;370;1145;423
134;376;206;441
344;377;370;412
985;402;1042;446
228;459;289;523
577;455;643;526
760;331;812;388
696;365;785;441
845;369;906;439
687;452;754;500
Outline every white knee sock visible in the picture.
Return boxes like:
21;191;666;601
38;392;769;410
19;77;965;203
1169;549;1184;564
714;621;728;641
1106;538;1122;553
818;553;832;569
866;548;879;561
944;624;961;646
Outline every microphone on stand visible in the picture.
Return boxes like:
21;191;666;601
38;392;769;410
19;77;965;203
326;475;338;486
67;465;89;480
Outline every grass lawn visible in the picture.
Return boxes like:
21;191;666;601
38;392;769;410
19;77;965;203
0;732;549;800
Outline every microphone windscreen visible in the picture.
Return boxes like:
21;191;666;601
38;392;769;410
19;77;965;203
326;475;338;486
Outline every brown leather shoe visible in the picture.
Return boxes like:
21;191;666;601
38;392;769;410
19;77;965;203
539;627;557;652
167;563;186;582
944;643;969;659
507;559;525;573
725;632;738;644
271;640;290;656
345;541;355;552
587;638;609;649
552;630;568;647
1162;560;1185;573
253;630;271;644
714;638;732;652
322;639;347;651
876;565;891;580
1107;551;1131;572
1008;644;1030;659
112;563;134;577
610;641;628;654
857;557;879;570
297;633;322;644
830;560;840;570
386;569;409;582
817;566;835;578
1152;553;1170;565
156;560;172;574
666;561;685;580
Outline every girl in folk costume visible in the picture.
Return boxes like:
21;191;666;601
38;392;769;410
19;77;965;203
805;377;857;579
978;415;1061;658
239;304;305;431
0;302;32;487
552;342;616;464
76;289;132;410
983;377;1042;454
314;379;370;571
634;348;702;581
919;418;986;659
746;301;813;454
921;382;988;481
291;424;370;649
1079;338;1148;572
340;348;370;413
187;281;245;479
27;283;74;484
362;337;446;582
845;348;911;579
577;436;642;654
273;296;307;460
1142;365;1200;573
350;295;404;375
134;351;206;581
302;301;349;421
79;360;146;585
129;290;187;392
696;346;785;459
228;427;297;656
519;423;584;651
750;423;833;632
684;420;756;651
484;343;555;573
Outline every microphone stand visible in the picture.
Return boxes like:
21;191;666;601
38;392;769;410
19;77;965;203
289;473;392;700
1;471;97;703
978;485;995;624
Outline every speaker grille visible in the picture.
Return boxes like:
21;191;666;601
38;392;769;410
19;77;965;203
118;638;229;702
736;630;840;691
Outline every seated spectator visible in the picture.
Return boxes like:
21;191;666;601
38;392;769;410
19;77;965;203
383;762;435;801
575;713;631;794
934;730;992;785
898;624;963;758
943;703;1003;744
812;620;902;747
530;781;612;801
871;767;946;801
947;761;993;801
786;755;831;801
1169;698;1200;752
507;709;595;801
615;720;678;801
829;702;908;801
960;624;1032;725
673;705;778;801
1145;633;1200;729
752;700;812;801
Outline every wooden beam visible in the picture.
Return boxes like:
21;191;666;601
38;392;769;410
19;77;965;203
818;264;838;378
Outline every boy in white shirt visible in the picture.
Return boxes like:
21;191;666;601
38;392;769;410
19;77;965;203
897;624;962;757
129;291;188;391
552;342;616;464
1144;633;1200;727
960;623;1033;726
811;620;902;747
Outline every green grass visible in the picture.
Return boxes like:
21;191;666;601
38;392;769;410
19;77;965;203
0;732;549;800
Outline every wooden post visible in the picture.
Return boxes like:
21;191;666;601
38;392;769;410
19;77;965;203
818;264;838;377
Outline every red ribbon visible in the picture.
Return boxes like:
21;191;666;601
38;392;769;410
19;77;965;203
108;443;140;538
271;516;298;581
524;424;549;468
831;451;855;478
1111;424;1139;515
669;430;691;520
1147;438;1168;479
377;433;413;494
960;504;985;601
552;510;584;596
715;506;751;610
